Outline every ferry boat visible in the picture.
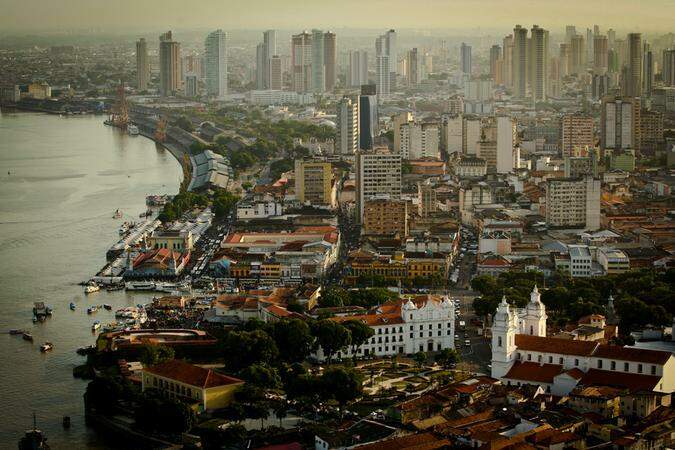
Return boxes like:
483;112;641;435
91;321;101;331
156;281;191;293
69;302;76;311
84;282;100;294
40;342;53;352
127;124;140;135
125;281;156;291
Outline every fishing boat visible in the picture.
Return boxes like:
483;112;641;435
86;306;98;314
22;332;33;342
103;304;112;310
84;282;100;294
39;342;53;352
33;302;47;318
112;209;122;219
45;306;53;316
18;414;49;450
69;302;76;311
91;321;101;331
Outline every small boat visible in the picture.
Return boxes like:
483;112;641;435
127;124;139;135
87;306;98;314
33;302;47;317
45;306;53;316
84;282;100;294
32;316;38;323
103;304;112;310
69;302;76;310
76;345;93;355
9;329;24;335
22;332;33;342
40;342;53;352
91;321;101;331
113;209;122;219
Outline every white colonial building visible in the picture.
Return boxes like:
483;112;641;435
315;295;455;361
491;287;675;396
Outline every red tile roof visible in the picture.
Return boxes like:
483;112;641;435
563;368;585;380
503;362;563;384
144;359;243;389
593;344;672;365
515;335;599;356
579;369;661;393
354;432;450;450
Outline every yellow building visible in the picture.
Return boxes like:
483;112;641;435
295;159;334;207
142;359;244;412
148;229;194;251
363;198;409;236
345;250;448;285
27;82;51;99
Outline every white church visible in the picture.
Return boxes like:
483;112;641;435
490;286;675;396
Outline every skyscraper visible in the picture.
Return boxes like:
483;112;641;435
291;31;312;93
355;148;402;223
407;48;421;86
502;35;513;88
460;42;472;74
348;51;368;88
205;29;227;98
324;31;337;92
336;96;359;156
311;29;325;93
642;42;653;97
256;30;277;90
489;45;501;81
600;96;640;152
136;38;149;91
559;43;571;77
159;31;180;97
375;30;396;97
269;56;282;90
663;49;675;86
359;85;378;150
607;29;616;49
593;35;608;74
529;25;548;101
570;34;585;75
586;28;594;66
512;25;528;98
623;33;642;98
565;25;576;44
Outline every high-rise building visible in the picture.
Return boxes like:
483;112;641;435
291;32;312;93
638;110;664;155
399;121;440;160
663;49;675;86
417;181;437;218
393;111;414;154
407;48;422;86
359;84;378;151
561;113;595;156
586;28;594;66
375;30;396;96
136;38;149;91
310;29;325;93
363;198;408;236
324;31;337;91
269;56;282;90
490;45;501;81
642;42;653;97
204;29;227;98
512;25;528;98
529;25;548;101
546;176;601;231
593;35;608;74
600;96;639;152
460;42;472;74
159;31;180;97
559;43;571;77
496;116;516;174
348;51;368;87
294;160;334;207
502;35;514;88
565;25;576;44
184;74;198;97
608;29;616;48
355;148;402;223
335;96;359;156
570;34;585;75
623;33;642;98
256;30;277;90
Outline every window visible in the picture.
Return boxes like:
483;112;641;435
611;361;616;370
527;354;532;361
559;357;564;364
537;355;542;363
530;325;534;335
498;336;503;347
597;360;603;369
548;356;553;364
384;328;389;334
651;365;657;375
420;332;423;338
438;331;441;336
624;362;629;372
410;333;413;338
447;330;451;335
574;359;579;367
428;324;433;330
410;326;413;331
638;364;643;374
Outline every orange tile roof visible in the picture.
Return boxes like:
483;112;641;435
503;362;563;384
354;432;450;450
563;368;585;380
593;344;671;365
514;335;599;356
144;359;243;389
579;369;661;393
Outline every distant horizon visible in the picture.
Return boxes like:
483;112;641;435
1;0;673;34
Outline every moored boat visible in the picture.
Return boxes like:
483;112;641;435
69;302;76;310
40;342;53;352
9;329;24;335
91;321;101;331
103;304;112;310
125;281;156;291
87;306;98;314
22;332;33;342
84;282;100;294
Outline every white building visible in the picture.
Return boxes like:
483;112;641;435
236;193;283;220
546;176;601;231
336;96;359;156
491;287;675;395
464;78;493;101
496;116;516;174
315;295;456;361
348;50;368;88
399;121;440;160
247;90;315;106
204;29;227;98
355;149;402;223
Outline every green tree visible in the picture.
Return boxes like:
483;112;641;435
414;351;427;368
343;320;375;355
471;274;498;296
312;320;351;363
473;295;501;319
320;367;363;414
319;286;350;307
239;364;281;389
175;115;194;132
435;348;460;369
269;318;314;364
222;330;279;372
213;190;239;219
139;344;175;367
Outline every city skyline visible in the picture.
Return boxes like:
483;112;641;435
1;0;675;33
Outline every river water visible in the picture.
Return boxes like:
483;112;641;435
0;111;182;448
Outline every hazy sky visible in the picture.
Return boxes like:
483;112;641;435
0;0;672;33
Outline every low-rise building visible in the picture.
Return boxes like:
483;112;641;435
455;156;488;178
236;193;283;220
597;247;630;274
148;229;193;252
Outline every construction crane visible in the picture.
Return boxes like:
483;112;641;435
109;81;129;130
